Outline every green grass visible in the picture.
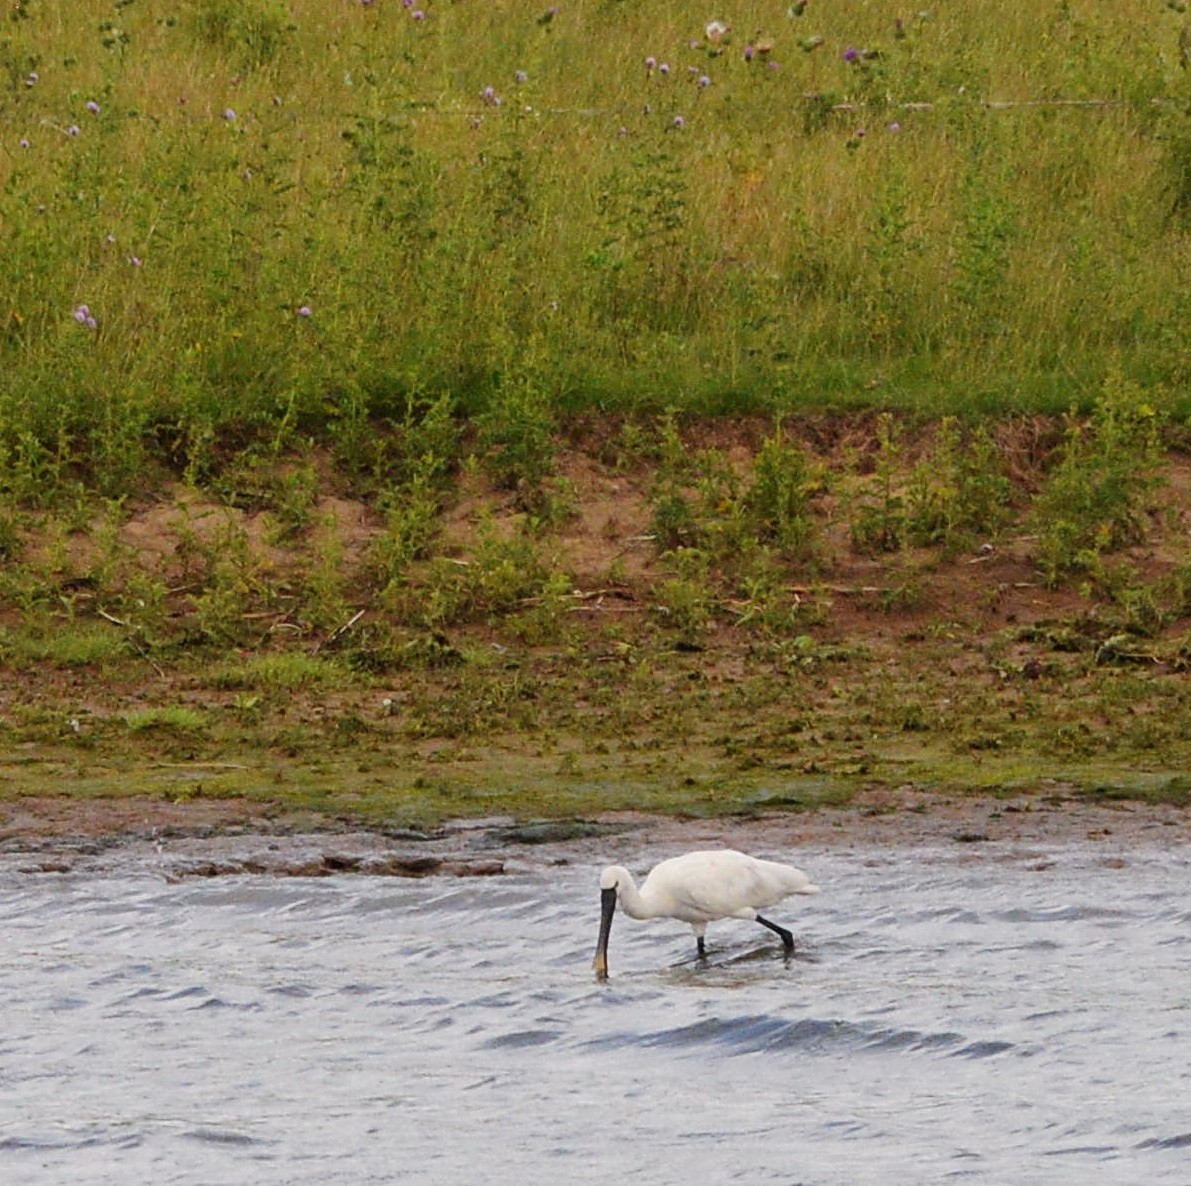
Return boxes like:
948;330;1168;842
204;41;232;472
0;622;129;667
207;652;355;692
123;705;208;732
1;1;1190;501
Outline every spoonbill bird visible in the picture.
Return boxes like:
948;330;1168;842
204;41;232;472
593;849;820;978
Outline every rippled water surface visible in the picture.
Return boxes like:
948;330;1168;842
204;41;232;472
3;840;1190;1184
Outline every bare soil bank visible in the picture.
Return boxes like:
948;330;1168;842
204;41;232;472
2;417;1189;844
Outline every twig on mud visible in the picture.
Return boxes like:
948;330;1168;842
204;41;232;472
152;761;250;770
788;585;890;596
315;608;366;653
571;588;636;601
95;607;168;678
518;587;637;609
612;534;656;559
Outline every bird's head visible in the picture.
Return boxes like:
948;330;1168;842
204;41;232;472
593;867;623;979
599;866;622;892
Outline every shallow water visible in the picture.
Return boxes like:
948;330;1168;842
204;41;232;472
2;840;1190;1185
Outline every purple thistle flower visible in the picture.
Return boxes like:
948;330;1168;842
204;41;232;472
85;316;97;330
888;121;902;133
481;86;501;106
743;45;755;61
843;46;859;63
67;125;80;137
658;62;670;75
223;108;237;121
411;9;425;18
73;305;90;324
645;56;657;71
19;137;30;149
515;70;529;84
673;115;685;129
698;75;711;88
297;305;313;318
129;256;143;267
86;100;101;115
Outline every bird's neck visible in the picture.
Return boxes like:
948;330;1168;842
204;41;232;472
615;871;657;920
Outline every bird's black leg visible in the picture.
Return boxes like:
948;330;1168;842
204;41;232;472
756;915;795;954
696;936;707;959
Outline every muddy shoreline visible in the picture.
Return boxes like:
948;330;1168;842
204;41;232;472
3;790;1186;880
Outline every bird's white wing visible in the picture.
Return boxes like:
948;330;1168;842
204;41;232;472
661;853;784;920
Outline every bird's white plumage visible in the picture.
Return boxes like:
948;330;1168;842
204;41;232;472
613;850;817;922
602;848;817;921
594;850;819;976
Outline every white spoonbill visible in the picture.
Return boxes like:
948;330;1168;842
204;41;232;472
593;849;820;978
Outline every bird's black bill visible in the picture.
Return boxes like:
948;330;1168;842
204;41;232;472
593;886;616;979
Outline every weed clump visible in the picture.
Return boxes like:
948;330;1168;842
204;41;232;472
1032;372;1166;584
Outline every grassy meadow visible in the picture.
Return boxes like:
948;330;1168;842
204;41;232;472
1;0;1191;490
2;1;1191;826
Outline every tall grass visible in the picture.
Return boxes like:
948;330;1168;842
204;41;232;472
1;0;1190;497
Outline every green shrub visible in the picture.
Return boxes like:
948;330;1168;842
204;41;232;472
1033;371;1165;583
904;418;1011;549
475;378;557;511
655;548;713;642
743;426;818;555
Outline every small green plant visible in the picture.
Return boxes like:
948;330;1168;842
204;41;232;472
730;547;808;634
743;425;818;555
114;570;173;644
650;481;698;550
209;652;352;692
372;462;441;590
904;419;1011;549
508;570;575;645
396;525;555;629
0;623;128;668
655;547;713;642
0;506;21;561
649;436;743;558
124;706;208;732
301;516;352;632
850;415;906;554
1033;371;1165;583
189;518;265;646
474;376;557;512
